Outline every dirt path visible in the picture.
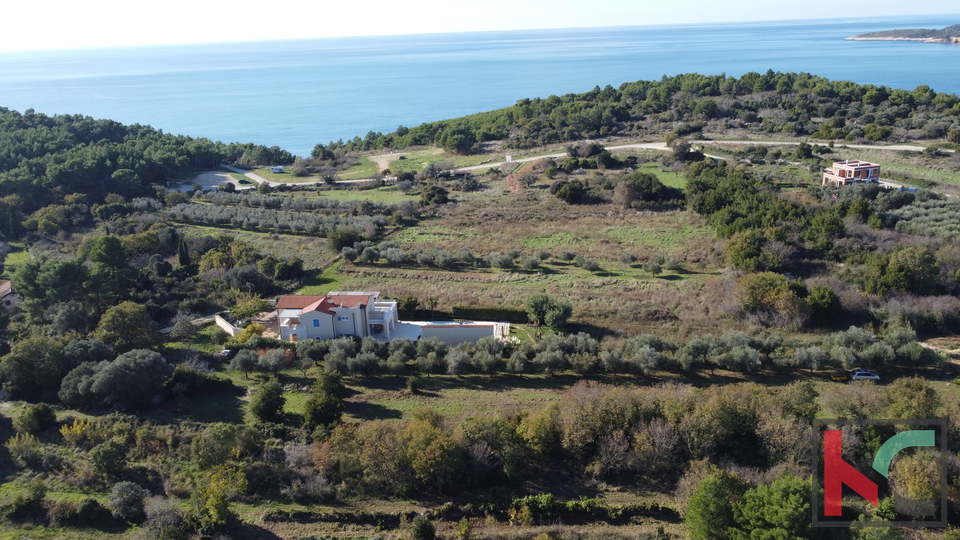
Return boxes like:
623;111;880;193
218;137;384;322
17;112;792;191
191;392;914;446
370;152;402;173
199;140;952;188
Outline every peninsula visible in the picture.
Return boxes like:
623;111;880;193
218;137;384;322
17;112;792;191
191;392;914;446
847;23;960;43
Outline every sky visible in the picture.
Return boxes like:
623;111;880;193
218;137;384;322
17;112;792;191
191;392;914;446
4;0;959;52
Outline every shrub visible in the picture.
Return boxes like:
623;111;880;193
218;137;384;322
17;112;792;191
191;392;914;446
4;481;47;523
411;515;436;540
257;348;287;373
47;498;113;528
236;322;265;343
304;371;345;428
191;423;239;470
6;433;42;468
60;418;93;446
643;261;662;275
13;403;57;434
249;377;285;424
90;439;128;479
108;481;150;521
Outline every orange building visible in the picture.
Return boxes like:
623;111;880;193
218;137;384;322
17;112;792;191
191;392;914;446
822;160;881;187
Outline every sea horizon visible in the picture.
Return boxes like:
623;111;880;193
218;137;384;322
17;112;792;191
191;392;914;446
2;13;959;156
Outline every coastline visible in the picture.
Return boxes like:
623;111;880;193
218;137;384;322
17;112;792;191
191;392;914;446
845;36;960;43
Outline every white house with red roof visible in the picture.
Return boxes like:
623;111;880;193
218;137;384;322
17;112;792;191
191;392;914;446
276;291;398;341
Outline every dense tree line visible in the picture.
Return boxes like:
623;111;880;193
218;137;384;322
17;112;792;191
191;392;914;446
0;108;294;235
318;71;960;154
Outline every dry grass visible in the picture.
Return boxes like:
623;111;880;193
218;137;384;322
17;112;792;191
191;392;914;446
321;177;733;337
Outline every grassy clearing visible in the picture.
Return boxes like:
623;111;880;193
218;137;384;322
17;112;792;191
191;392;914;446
641;166;687;190
164;323;223;355
1;242;29;280
314;186;418;204
296;261;346;295
335;156;380;180
342;374;572;424
381;146;573;176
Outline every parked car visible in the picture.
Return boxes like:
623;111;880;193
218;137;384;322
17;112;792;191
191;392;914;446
849;369;880;382
213;349;234;361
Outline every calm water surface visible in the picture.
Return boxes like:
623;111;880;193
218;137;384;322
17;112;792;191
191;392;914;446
1;14;958;155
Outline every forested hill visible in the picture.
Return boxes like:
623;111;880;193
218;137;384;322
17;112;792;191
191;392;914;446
849;23;960;41
0;107;294;235
320;71;960;155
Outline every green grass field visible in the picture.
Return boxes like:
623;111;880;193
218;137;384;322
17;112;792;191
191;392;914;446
335;156;380;180
296;261;346;295
1;243;29;280
314;186;418;204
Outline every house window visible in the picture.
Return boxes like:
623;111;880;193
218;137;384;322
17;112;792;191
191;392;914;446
313;319;320;328
337;316;350;321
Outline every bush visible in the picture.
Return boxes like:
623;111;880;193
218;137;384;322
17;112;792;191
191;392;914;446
90;439;128;479
191;423;239;470
257;348;287;373
13;403;57;434
411;515;436;540
5;433;42;468
60;418;92;446
47;498;113;528
304;371;345;428
108;481;150;521
59;349;173;411
249;377;285;423
4;481;47;523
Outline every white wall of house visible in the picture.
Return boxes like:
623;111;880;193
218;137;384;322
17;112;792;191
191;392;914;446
275;293;401;342
279;310;336;341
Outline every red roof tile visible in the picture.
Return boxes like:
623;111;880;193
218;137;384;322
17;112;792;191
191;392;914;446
301;297;336;316
327;294;374;308
276;295;327;310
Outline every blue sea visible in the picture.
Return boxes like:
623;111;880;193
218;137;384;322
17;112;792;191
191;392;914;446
1;14;959;157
